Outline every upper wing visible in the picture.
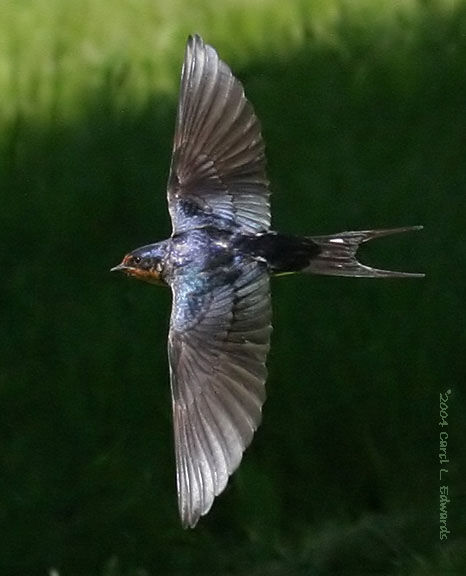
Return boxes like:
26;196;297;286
168;261;272;528
167;35;270;234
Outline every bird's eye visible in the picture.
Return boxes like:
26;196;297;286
133;256;141;265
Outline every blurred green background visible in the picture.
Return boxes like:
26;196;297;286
1;0;465;574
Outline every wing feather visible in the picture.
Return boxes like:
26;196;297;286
167;35;270;234
168;262;271;527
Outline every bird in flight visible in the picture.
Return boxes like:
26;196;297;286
112;35;423;528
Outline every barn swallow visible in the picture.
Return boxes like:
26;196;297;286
112;35;423;528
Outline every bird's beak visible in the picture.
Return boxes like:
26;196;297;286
110;263;128;272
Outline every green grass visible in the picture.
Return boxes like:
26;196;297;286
1;1;465;575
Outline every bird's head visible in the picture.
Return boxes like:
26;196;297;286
111;245;166;285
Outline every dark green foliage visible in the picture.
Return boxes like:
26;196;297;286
1;1;465;574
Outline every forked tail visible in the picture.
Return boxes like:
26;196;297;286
306;226;424;278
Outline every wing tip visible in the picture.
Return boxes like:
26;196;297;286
179;481;216;530
187;33;204;50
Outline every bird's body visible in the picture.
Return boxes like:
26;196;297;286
112;35;423;528
119;229;321;286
